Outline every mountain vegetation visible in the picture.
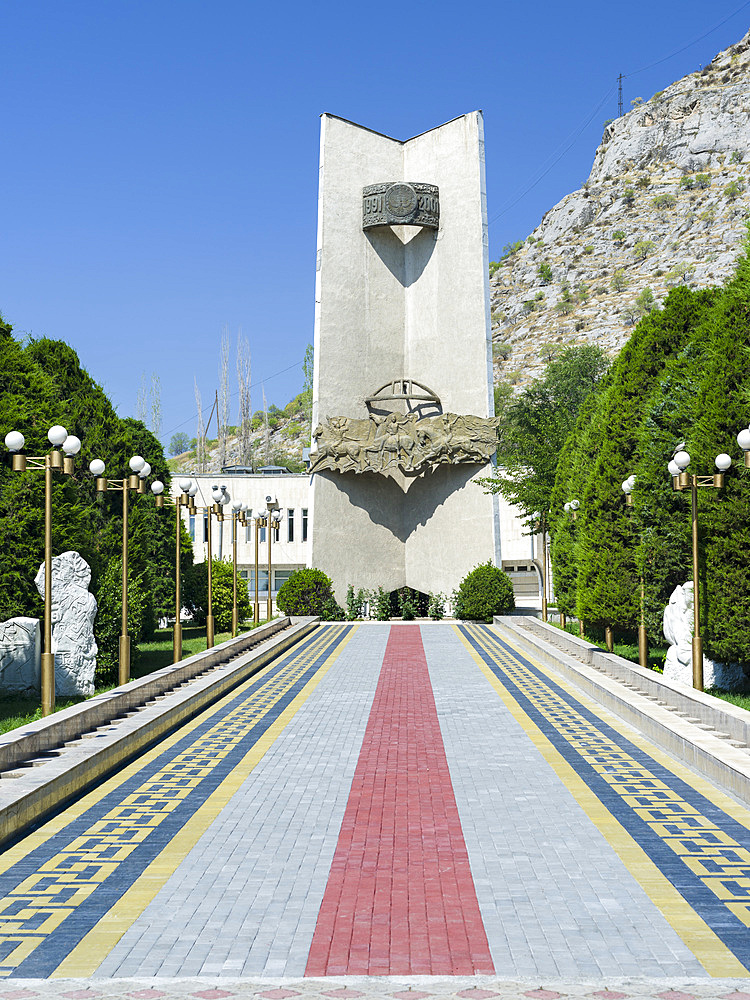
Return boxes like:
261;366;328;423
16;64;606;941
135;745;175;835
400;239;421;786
490;30;750;393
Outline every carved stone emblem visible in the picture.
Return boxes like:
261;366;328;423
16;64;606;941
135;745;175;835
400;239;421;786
386;183;418;218
0;617;40;693
34;550;98;696
310;411;499;477
363;182;439;230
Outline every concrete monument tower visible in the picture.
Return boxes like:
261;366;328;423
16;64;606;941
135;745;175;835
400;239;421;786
310;112;500;601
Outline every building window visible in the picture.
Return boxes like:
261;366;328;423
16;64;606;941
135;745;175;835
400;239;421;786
274;569;294;593
245;510;253;543
260;524;266;543
287;509;294;542
302;508;308;542
248;569;269;595
203;515;208;543
189;515;195;541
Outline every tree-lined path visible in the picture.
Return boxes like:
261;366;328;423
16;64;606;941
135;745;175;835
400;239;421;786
1;623;750;998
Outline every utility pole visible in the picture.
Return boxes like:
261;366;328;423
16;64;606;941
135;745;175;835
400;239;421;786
618;74;624;117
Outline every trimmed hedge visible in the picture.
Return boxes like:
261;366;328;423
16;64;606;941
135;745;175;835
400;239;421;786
454;563;515;622
276;568;341;618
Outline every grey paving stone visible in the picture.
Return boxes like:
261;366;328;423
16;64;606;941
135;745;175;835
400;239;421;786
420;623;707;979
96;625;389;978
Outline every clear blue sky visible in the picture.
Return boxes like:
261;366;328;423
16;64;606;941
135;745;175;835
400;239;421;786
2;0;748;453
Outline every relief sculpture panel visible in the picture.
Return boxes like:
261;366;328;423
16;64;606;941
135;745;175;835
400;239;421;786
310;412;500;476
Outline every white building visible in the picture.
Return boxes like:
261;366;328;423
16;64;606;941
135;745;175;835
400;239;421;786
173;466;546;610
172;470;311;608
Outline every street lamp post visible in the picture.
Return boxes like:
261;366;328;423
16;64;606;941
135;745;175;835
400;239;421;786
537;511;549;623
89;454;154;686
621;474;648;670
4;425;82;715
253;512;265;625
561;500;580;632
152;477;196;663
266;496;282;621
207;485;230;646
230;500;248;636
668;448;729;691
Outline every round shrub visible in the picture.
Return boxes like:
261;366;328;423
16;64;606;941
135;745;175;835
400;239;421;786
276;568;337;617
454;562;515;622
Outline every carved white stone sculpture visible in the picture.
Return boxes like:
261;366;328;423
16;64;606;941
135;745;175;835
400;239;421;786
34;551;98;696
0;617;41;693
663;581;746;690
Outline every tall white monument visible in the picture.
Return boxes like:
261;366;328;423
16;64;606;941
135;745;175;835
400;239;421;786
310;112;501;601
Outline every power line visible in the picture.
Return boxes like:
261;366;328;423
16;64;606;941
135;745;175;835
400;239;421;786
488;83;616;226
625;1;750;79
162;358;303;439
488;3;750;229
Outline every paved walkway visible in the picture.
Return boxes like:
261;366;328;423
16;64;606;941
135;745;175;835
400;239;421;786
2;623;750;999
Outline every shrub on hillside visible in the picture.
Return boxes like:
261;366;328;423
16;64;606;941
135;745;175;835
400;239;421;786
454;563;515;622
276;568;336;617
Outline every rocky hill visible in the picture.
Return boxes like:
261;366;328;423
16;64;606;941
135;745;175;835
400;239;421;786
491;29;750;390
168;412;310;477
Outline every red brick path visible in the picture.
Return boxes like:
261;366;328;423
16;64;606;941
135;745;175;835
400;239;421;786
305;625;494;976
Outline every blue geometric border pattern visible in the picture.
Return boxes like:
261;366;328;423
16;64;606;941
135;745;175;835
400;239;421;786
460;623;750;973
0;623;353;979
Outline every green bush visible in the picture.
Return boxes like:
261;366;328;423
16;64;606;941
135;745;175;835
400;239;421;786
724;180;745;201
399;590;417;620
182;559;250;632
501;240;524;260
612;230;627;242
695;173;712;189
345;584;367;620
538;262;553;284
454;563;515;622
94;558;148;684
633;239;656;260
428;592;446;620
374;586;391;621
652;194;677;210
320;596;345;621
275;568;336;617
611;268;628;292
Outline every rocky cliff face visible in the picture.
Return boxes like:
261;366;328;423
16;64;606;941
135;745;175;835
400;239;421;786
491;30;750;389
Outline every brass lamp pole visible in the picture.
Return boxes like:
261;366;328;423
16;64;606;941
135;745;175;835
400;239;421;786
229;500;248;636
90;454;154;686
153;476;196;663
561;499;580;633
537;511;549;623
253;512;266;624
5;425;82;716
669;448;729;692
265;496;282;622
621;474;648;670
188;484;230;648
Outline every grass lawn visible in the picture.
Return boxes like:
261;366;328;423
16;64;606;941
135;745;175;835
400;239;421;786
553;619;669;673
706;689;750;712
551;617;750;711
0;621;268;736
